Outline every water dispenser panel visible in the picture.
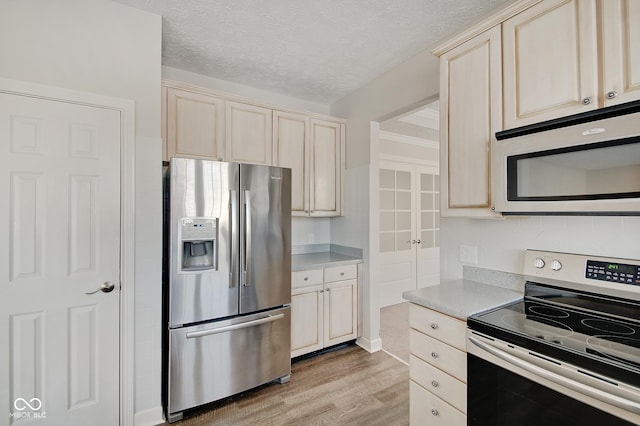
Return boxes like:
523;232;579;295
179;218;218;272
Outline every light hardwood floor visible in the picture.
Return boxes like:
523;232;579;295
168;344;409;425
380;302;410;365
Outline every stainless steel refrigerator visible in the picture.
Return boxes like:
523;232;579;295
162;158;291;423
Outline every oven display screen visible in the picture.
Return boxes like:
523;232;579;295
586;260;640;285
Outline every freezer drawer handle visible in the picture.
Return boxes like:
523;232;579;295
185;313;285;339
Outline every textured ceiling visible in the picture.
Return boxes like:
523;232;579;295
113;0;515;104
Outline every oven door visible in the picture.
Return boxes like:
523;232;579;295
467;331;640;425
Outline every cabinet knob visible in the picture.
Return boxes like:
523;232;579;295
431;409;439;417
304;277;308;281
582;97;592;105
431;380;439;388
606;90;618;99
430;323;439;330
340;272;344;276
431;352;439;359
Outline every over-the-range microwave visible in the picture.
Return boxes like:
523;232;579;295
492;100;640;215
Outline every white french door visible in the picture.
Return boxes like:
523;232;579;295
378;161;440;307
0;92;121;425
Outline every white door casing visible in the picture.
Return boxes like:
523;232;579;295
0;79;135;426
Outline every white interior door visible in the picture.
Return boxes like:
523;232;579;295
378;162;440;307
0;92;121;425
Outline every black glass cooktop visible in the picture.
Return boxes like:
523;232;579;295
468;283;640;388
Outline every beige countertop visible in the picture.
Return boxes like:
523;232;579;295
403;279;523;320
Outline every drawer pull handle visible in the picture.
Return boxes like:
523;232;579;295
431;409;439;417
431;352;439;359
430;323;438;330
431;380;439;388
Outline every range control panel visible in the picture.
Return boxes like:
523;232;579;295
586;260;640;285
524;250;640;299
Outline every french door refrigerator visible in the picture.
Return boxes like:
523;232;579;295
163;158;291;422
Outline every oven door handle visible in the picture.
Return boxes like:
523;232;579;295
468;335;640;415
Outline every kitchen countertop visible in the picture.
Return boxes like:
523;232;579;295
403;279;523;320
292;251;363;271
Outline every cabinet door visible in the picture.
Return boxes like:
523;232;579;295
226;101;272;165
273;111;309;216
324;279;357;346
503;0;598;129
602;0;640;106
166;88;225;160
310;118;342;217
291;285;323;358
440;26;502;217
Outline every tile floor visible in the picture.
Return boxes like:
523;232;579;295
380;302;410;365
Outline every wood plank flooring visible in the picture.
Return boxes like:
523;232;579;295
167;344;409;426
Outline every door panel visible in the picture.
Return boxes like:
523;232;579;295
378;164;440;307
240;164;291;314
0;93;120;425
169;159;239;325
168;307;291;416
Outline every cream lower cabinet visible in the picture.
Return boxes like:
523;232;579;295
291;264;358;358
409;303;466;425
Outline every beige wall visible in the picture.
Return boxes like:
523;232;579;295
0;0;163;422
329;50;440;348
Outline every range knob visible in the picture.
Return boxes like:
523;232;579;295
534;258;545;269
551;260;563;271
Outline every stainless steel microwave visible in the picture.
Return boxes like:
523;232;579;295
492;100;640;215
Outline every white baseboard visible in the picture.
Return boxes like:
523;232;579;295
135;406;164;426
356;336;383;353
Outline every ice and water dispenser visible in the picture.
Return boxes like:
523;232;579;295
178;217;218;272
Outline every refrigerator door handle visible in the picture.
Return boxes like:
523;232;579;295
230;189;238;288
243;189;252;287
185;313;285;339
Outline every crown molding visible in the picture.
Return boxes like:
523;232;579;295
378;130;439;149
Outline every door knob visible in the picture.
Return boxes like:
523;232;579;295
85;281;116;295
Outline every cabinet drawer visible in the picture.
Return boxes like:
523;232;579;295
409;304;466;351
410;380;465;426
292;269;323;288
324;264;357;283
410;329;466;382
410;354;466;414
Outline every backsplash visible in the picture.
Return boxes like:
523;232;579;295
463;265;525;293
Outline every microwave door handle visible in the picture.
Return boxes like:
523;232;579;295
468;336;640;415
229;189;238;288
243;190;252;287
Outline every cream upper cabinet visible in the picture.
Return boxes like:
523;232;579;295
225;100;273;165
273;111;309;216
273;113;343;217
439;25;502;217
310;118;343;217
165;88;225;161
601;0;640;106
503;0;599;129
